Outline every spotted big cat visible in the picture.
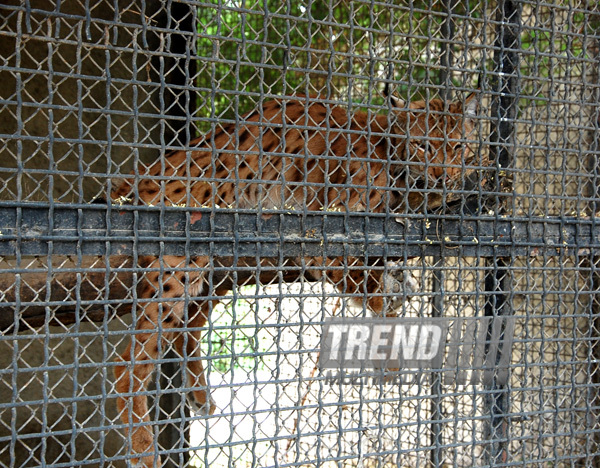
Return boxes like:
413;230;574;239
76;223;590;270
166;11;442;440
112;89;479;467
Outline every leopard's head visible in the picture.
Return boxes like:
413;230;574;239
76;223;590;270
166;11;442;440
385;88;479;186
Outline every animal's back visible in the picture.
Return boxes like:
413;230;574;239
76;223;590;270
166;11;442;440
112;97;398;213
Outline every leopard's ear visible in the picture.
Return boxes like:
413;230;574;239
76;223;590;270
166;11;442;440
450;92;478;121
464;92;478;119
383;83;406;109
383;83;427;110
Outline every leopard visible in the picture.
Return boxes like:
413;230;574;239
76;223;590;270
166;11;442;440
112;88;478;467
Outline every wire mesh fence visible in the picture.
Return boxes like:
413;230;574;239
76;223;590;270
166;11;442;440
0;0;599;467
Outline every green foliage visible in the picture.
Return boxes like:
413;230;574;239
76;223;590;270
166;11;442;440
194;0;487;131
195;0;593;125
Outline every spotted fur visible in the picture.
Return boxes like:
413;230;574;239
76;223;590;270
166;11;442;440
113;92;477;467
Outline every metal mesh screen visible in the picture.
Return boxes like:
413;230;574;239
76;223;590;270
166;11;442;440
0;1;599;467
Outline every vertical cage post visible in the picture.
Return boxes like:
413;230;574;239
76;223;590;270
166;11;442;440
484;0;521;465
156;3;198;466
584;12;600;465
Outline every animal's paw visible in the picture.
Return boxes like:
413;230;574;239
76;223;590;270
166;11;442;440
127;425;161;468
187;392;216;416
381;264;420;312
400;271;419;295
383;265;419;297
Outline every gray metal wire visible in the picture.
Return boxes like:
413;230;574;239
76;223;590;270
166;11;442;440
0;1;599;467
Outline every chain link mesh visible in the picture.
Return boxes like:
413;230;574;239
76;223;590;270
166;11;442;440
0;1;599;467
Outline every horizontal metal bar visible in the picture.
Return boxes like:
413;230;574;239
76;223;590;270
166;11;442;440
0;206;596;258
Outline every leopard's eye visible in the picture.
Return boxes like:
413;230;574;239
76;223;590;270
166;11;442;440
454;144;464;152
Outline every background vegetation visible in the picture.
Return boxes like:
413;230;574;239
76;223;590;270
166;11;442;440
194;0;488;132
